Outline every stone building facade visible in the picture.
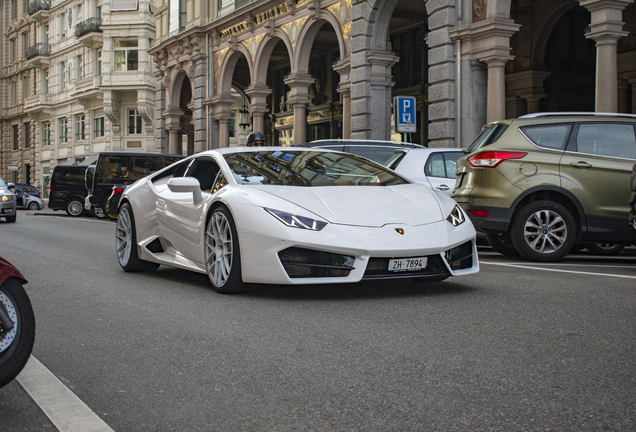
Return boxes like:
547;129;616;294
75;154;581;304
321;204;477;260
0;0;157;193
148;0;635;154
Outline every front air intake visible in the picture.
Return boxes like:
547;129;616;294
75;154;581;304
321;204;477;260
278;247;355;278
444;241;473;270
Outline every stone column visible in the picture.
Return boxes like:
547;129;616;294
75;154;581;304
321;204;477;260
245;84;272;136
334;60;351;139
580;0;631;112
192;52;207;153
484;58;510;123
366;50;399;141
211;94;235;148
163;107;184;154
284;74;315;144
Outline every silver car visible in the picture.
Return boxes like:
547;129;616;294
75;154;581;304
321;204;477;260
0;177;17;223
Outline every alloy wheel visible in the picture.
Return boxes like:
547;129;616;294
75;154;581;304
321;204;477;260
116;207;133;266
523;209;567;254
205;211;233;287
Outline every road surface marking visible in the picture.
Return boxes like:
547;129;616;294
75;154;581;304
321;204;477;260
481;261;636;279
17;356;115;432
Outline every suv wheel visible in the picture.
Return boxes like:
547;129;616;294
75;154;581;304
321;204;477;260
511;200;576;262
585;243;625;256
485;232;520;257
66;199;85;217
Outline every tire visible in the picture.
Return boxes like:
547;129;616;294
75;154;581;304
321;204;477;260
66;198;85;217
5;213;16;223
115;203;160;272
204;206;246;294
103;199;117;221
0;278;36;389
585;243;625;256
93;206;106;219
511;200;576;262
28;202;39;210
485;232;520;257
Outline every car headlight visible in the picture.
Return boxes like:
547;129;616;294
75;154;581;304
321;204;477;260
1;194;14;202
265;208;328;231
446;204;465;226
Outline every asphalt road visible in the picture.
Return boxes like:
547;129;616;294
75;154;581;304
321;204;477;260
1;210;635;431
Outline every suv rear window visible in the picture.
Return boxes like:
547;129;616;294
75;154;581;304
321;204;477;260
466;124;508;153
53;168;85;183
519;124;572;150
99;156;182;183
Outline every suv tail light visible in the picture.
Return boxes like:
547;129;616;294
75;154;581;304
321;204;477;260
113;187;125;195
48;182;53;193
468;151;527;168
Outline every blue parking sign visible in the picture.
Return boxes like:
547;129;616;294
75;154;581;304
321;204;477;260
393;96;417;133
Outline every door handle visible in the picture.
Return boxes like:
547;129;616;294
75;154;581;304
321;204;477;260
436;184;450;191
569;161;593;169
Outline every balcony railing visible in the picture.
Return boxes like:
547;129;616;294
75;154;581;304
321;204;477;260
75;17;102;38
26;43;51;60
27;0;51;15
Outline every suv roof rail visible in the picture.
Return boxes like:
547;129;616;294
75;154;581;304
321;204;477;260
520;112;636;119
310;139;424;146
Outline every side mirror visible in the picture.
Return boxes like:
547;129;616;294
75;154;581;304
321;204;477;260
167;177;203;204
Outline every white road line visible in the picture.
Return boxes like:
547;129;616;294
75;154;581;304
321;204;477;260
17;356;115;432
481;261;636;279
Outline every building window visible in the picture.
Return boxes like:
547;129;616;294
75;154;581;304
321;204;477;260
75;114;85;141
114;40;138;71
96;5;102;19
21;32;28;59
59;118;69;143
95;50;102;76
42;122;51;146
10;39;16;63
24;122;31;148
13;125;19;150
77;55;83;81
22;0;27;14
60;14;65;39
179;0;187;31
128;109;142;134
11;0;17;20
10;81;17;105
94;117;104;138
44;24;49;44
60;61;66;90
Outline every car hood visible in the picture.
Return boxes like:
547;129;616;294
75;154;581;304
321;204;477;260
251;184;443;227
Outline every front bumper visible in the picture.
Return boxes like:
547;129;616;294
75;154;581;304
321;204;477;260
0;200;16;215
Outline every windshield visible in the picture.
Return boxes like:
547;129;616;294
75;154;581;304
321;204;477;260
224;150;409;187
0;178;6;188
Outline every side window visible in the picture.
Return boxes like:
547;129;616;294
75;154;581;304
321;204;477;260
576;123;636;159
346;146;398;165
185;158;220;192
519;124;571;150
426;153;446;178
130;157;160;181
211;171;228;194
425;152;462;179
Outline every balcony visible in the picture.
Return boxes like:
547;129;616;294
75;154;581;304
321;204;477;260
26;43;51;68
75;18;103;46
24;93;52;114
72;76;102;100
28;0;51;23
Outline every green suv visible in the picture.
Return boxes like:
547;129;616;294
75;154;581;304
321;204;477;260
452;113;636;262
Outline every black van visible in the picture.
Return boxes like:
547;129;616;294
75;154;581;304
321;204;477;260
86;152;183;220
48;165;91;216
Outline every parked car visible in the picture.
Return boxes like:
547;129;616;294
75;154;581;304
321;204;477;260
295;139;425;165
115;147;478;293
86;152;183;220
0;177;17;223
13;184;44;210
452;112;636;262
384;147;464;195
48;164;92;217
630;163;636;237
106;185;127;218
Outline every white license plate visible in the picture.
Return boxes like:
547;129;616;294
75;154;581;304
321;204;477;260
388;257;428;272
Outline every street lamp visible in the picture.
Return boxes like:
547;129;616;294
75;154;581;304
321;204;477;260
239;98;251;131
